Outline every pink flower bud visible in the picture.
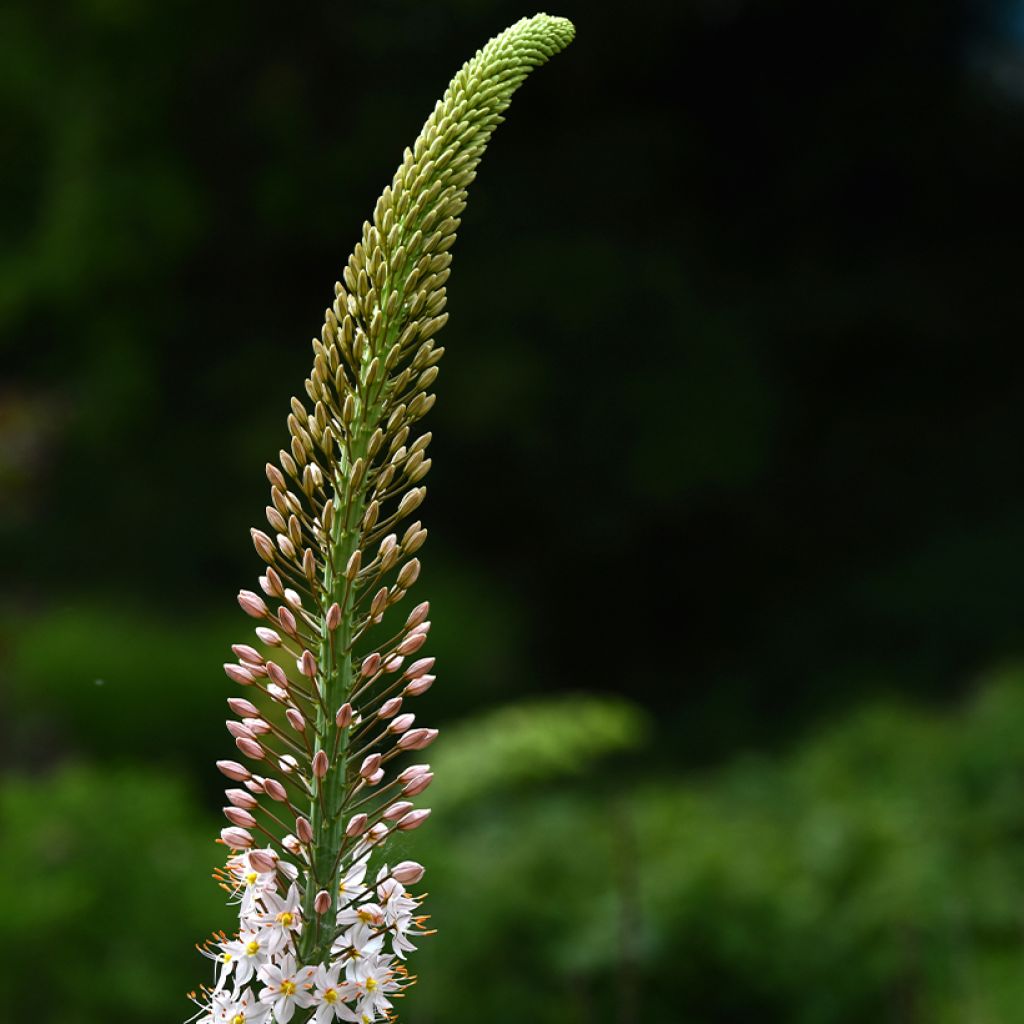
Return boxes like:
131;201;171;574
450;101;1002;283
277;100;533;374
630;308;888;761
267;683;289;703
295;816;313;844
335;703;353;728
238;591;268;618
360;753;382;778
221;826;254;848
383;801;413;820
396;808;431;831
217;760;251;781
224;663;255;686
226;721;254;740
286;708;306;733
403;771;434;796
226;788;258;808
278;754;298;774
326;603;342;631
404;657;435;679
228;697;260;718
298;650;317;678
388;713;415;734
367;768;384;785
314;889;331;915
361;653;381;677
243;717;271;735
277;606;297;635
263;778;287;802
366;822;388;844
397;764;430;782
232;644;264;665
245;775;266;793
248;849;278;873
312;750;329;779
255;626;282;646
345;813;368;837
223;806;257;828
392;860;426;884
384;655;404;673
265;661;289;688
405;601;430;629
379;697;403;719
284;588;303;609
397;727;432;750
403;674;435;697
282;834;302;855
235;737;265;760
396;632;427;656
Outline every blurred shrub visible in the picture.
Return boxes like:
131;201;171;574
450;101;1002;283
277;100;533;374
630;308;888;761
0;764;220;1024
8;676;1024;1022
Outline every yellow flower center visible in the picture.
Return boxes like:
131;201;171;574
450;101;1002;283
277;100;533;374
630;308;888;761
232;1015;245;1024
366;977;378;992
246;940;260;955
324;988;338;1004
246;871;258;884
277;911;294;927
281;980;296;996
357;909;376;924
223;953;233;963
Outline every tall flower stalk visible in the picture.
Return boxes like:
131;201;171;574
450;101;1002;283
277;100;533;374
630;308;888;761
188;13;574;1024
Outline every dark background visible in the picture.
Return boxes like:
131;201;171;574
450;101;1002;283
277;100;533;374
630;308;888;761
4;1;1024;1021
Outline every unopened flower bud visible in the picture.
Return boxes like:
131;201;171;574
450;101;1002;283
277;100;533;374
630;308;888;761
397;764;430;782
367;768;384;785
403;771;434;796
236;737;265;760
295;816;313;844
267;683;289;703
284;588;303;609
217;760;251;781
314;889;332;914
345;813;368;837
396;558;420;589
285;708;306;733
265;661;289;688
403;674;435;697
278;606;298;635
360;753;382;778
326;602;342;631
278;754;299;774
282;834;302;855
227;721;255;740
396;808;431;831
224;663;255;686
224;806;257;828
312;750;329;778
405;602;430;630
388;713;416;734
379;697;403;719
392;860;426;884
255;626;283;646
251;529;276;562
361;653;381;677
226;788;258;809
298;650;317;678
404;657;435;679
396;631;427;656
248;849;278;873
335;703;353;728
384;655;404;673
221;826;254;848
263;778;287;802
383;800;413;820
238;591;268;618
397;727;436;750
232;644;265;666
228;697;260;718
243;717;271;735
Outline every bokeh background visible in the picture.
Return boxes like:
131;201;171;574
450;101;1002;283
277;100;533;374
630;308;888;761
4;0;1024;1020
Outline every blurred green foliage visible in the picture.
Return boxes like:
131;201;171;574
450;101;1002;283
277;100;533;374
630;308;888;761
7;678;1024;1022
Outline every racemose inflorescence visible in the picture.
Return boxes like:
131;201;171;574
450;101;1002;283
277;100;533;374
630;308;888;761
187;14;574;1024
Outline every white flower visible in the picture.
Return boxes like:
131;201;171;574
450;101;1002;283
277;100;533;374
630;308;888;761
346;954;399;1019
259;883;303;954
213;987;271;1024
331;921;385;961
337;861;368;907
376;877;418;928
214;930;270;990
226;852;278;915
336;900;383;932
257;953;315;1023
309;963;359;1023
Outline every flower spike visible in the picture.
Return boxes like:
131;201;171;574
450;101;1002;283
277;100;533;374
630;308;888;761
189;12;574;1024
